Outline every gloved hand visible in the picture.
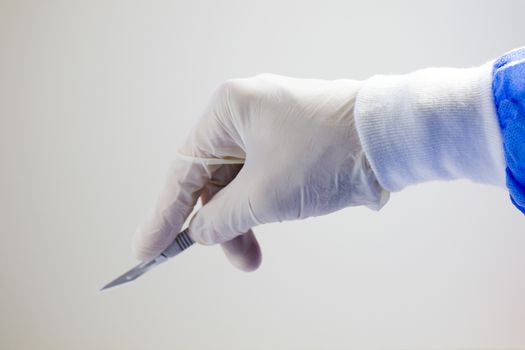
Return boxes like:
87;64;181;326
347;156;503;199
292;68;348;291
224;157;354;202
132;74;389;271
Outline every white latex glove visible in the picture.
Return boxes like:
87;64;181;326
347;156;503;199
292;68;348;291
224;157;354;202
133;74;389;271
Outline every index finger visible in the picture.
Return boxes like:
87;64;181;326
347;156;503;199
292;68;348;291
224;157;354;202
132;83;246;261
132;159;218;261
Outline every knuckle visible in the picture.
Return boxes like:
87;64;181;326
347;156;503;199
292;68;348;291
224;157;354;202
214;76;268;106
214;79;238;98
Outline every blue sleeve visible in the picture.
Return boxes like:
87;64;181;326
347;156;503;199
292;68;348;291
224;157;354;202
492;47;525;214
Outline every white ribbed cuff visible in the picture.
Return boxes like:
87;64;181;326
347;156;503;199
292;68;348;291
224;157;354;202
354;62;506;192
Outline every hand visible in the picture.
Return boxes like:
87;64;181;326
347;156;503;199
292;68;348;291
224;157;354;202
132;74;389;271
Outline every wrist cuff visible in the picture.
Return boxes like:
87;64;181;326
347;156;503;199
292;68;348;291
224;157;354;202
354;62;506;192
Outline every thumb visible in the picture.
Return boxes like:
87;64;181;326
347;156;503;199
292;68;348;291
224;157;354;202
199;169;261;272
189;169;262;245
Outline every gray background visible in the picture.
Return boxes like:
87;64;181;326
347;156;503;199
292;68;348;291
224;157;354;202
2;0;525;349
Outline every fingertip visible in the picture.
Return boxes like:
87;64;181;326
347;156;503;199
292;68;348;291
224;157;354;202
131;232;155;261
132;242;153;262
131;224;176;261
221;230;262;272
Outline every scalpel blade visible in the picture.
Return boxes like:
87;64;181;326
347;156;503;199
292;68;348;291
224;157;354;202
100;229;194;291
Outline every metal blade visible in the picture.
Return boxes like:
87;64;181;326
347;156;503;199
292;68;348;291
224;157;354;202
100;229;194;291
100;256;166;291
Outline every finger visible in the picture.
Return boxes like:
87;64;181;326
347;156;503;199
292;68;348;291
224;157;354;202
132;160;217;261
189;166;261;245
199;166;262;271
220;230;261;272
133;82;245;261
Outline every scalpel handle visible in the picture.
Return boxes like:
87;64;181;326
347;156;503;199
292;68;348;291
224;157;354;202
161;228;195;258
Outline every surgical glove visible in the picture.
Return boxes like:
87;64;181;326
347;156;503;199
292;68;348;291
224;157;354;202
133;74;389;270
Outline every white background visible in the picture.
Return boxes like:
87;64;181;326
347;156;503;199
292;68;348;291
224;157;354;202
2;0;525;349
